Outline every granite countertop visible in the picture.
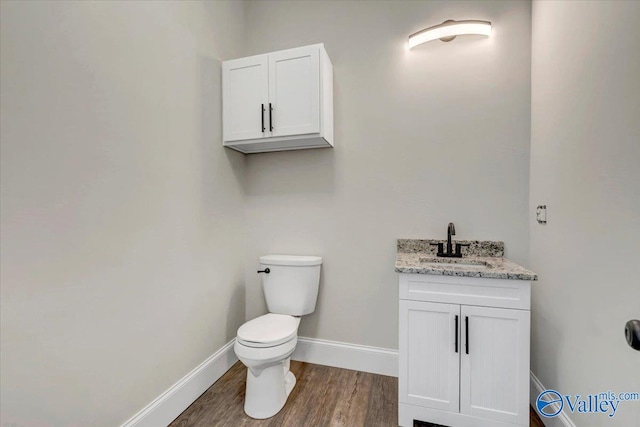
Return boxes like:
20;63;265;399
395;239;537;281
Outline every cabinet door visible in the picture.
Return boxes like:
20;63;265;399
399;300;460;412
268;45;320;137
223;55;269;142
460;305;530;426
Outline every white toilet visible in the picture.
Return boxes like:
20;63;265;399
234;254;322;419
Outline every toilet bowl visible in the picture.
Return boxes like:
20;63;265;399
234;255;322;419
234;313;300;419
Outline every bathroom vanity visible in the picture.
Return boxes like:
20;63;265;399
396;239;537;427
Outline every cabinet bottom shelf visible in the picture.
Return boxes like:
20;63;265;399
399;403;528;427
224;135;332;154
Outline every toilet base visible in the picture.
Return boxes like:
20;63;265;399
284;369;296;396
244;358;296;419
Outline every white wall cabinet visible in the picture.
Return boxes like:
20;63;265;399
399;274;531;427
222;44;333;154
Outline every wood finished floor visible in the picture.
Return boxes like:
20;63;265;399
169;361;545;427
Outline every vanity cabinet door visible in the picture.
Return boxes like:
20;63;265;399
460;305;530;426
222;54;269;142
399;300;460;413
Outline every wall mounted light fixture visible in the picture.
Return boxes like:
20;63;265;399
408;20;492;49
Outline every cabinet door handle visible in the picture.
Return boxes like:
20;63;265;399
261;104;265;132
455;315;459;353
465;316;469;354
269;103;273;131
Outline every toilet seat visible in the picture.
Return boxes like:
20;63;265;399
237;313;300;348
234;336;297;367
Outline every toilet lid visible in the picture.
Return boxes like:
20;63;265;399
237;313;300;348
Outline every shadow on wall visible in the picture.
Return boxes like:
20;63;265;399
246;147;336;196
296;264;326;339
531;305;562;392
199;54;247;341
200;55;247;198
226;283;246;341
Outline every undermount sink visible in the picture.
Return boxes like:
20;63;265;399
418;257;492;269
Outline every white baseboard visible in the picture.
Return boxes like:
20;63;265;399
292;336;398;377
120;342;584;427
121;339;238;427
530;371;577;427
120;336;397;427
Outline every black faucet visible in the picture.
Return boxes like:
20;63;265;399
447;222;456;255
431;222;469;258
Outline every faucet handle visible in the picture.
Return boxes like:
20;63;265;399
430;242;444;254
455;243;470;256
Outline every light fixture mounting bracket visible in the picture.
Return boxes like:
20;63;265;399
439;20;457;42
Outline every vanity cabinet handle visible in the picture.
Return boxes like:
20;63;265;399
261;104;265;132
455;315;459;353
465;316;469;354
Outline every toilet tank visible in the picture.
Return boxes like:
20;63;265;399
259;255;322;316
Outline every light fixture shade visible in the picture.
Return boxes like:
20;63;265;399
408;20;492;49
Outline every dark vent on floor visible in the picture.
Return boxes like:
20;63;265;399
414;420;448;427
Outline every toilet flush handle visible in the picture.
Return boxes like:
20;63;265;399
257;268;270;274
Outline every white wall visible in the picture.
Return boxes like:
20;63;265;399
530;1;640;426
243;0;532;349
0;1;246;426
